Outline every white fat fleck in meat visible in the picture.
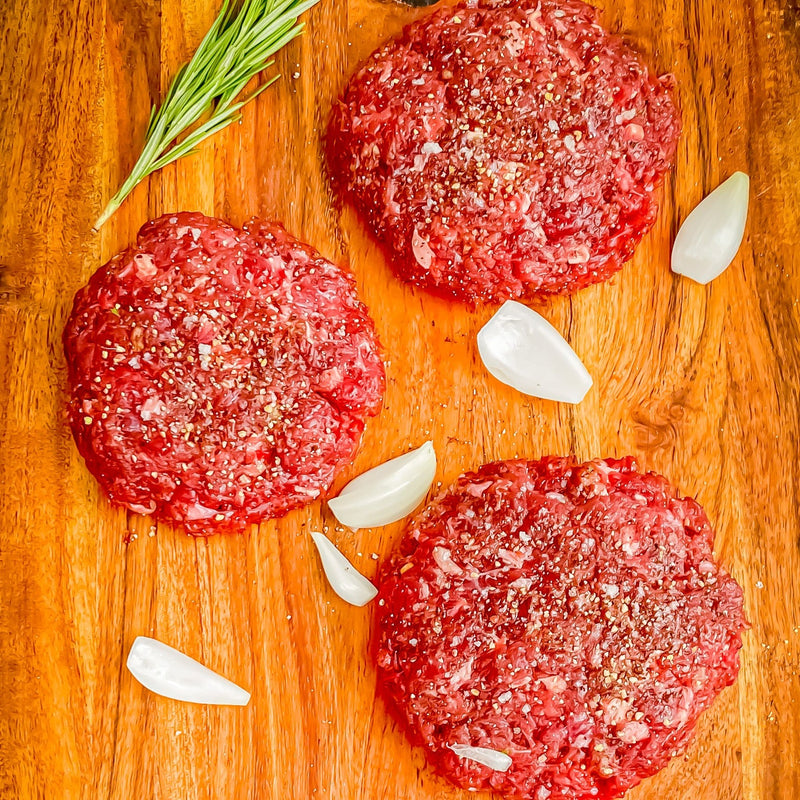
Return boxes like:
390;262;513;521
624;123;645;142
567;245;591;264
139;396;165;421
293;486;321;497
464;479;493;498
571;731;594;749
128;500;157;515
422;141;443;155
545;491;568;504
133;253;157;280
504;21;527;57
540;675;567;694
620;527;641;556
433;546;464;576
175;225;202;241
411;228;435;269
497;548;526;568
618;720;651;744
449;658;474;687
603;696;632;725
525;7;547;36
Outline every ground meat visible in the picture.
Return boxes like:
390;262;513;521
63;213;385;535
374;457;746;799
328;0;680;303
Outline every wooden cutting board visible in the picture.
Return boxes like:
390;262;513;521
1;0;798;798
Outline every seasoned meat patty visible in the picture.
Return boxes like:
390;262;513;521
63;212;385;534
375;457;746;798
329;0;680;302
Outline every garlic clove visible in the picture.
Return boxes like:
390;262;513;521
448;744;513;772
327;441;437;530
671;171;750;285
310;531;378;607
126;636;250;705
477;300;592;404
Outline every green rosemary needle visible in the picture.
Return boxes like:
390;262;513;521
94;0;320;230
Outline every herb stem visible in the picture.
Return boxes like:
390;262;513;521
94;0;320;231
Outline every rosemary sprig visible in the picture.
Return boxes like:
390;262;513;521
95;0;320;230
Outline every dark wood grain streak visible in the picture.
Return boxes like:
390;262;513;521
0;0;798;798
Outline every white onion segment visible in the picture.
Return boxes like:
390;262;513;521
448;744;513;772
327;441;437;530
310;531;378;607
126;636;250;705
671;171;750;285
477;300;592;404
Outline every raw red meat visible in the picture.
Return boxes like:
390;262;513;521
374;457;746;799
328;0;680;303
63;213;385;535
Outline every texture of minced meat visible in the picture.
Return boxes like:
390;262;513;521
63;212;385;534
374;457;746;799
329;0;680;302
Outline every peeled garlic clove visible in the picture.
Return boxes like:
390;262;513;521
328;441;437;530
477;300;592;404
448;744;513;772
671;172;750;284
126;636;250;705
310;531;378;607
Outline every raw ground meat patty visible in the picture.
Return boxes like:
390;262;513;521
375;457;746;799
63;213;385;535
328;0;680;302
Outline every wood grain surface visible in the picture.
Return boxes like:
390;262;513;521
1;0;799;798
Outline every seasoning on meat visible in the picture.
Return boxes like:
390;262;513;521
63;213;385;535
374;457;746;799
329;0;680;302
